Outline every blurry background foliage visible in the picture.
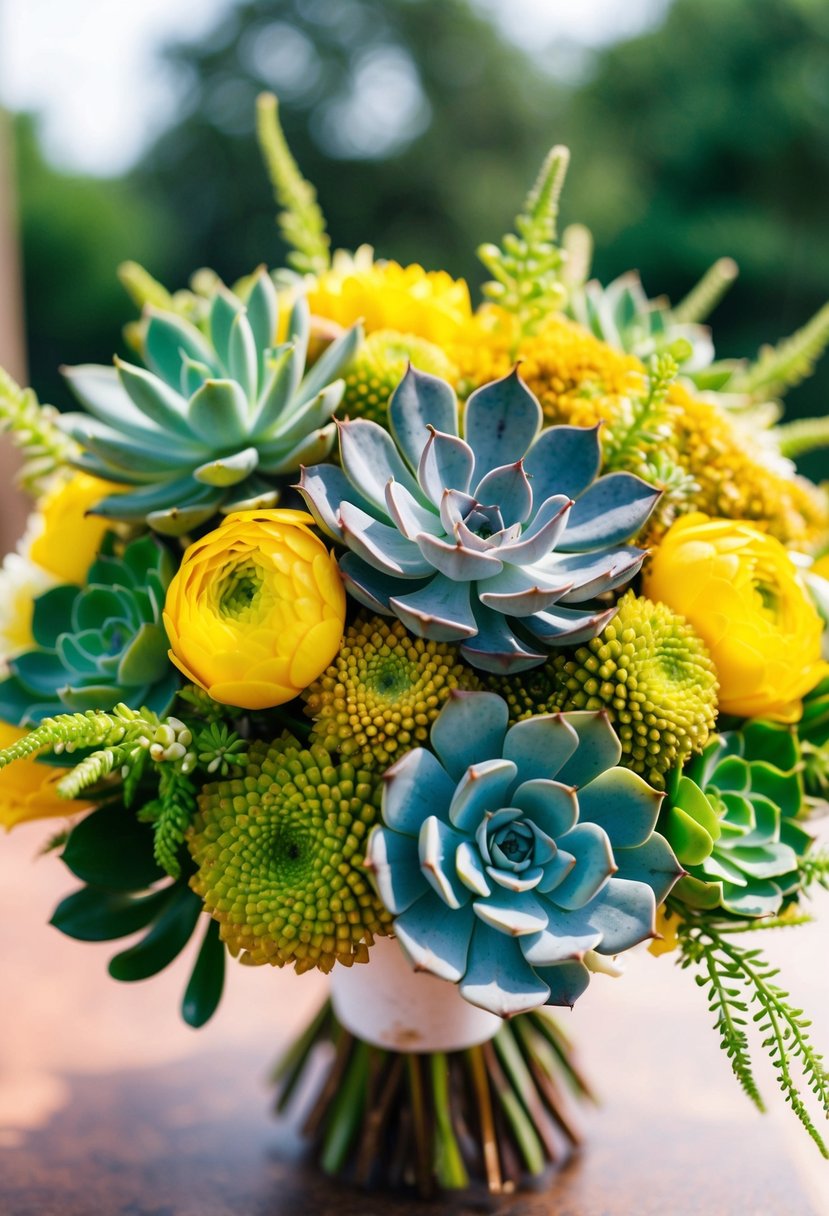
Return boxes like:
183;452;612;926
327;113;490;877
10;0;829;479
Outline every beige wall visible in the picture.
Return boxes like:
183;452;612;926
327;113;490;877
0;111;32;554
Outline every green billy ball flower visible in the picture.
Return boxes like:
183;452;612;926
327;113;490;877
548;591;718;787
484;664;561;724
662;720;812;918
342;330;458;425
302;614;480;770
188;736;391;973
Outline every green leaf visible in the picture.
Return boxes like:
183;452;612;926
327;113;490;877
32;585;81;649
62;803;164;891
108;885;203;981
51;885;173;942
182;919;226;1028
117;623;172;687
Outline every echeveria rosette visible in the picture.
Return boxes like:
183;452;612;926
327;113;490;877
366;691;682;1017
59;268;360;535
663;721;813;918
299;367;660;674
0;535;179;726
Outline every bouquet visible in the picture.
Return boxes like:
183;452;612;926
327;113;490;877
2;93;829;1197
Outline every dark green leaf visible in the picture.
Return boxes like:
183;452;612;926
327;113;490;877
51;884;173;941
182;919;226;1028
62;803;164;890
108;885;202;981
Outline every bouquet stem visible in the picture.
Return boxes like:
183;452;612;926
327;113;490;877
272;999;595;1197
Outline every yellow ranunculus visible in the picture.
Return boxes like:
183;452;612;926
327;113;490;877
163;510;345;710
644;514;829;722
0;722;82;830
307;249;472;346
29;473;124;584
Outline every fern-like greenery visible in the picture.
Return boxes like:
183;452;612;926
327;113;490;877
0;705;160;772
671;257;738;325
730;300;829;399
0;368;74;495
602;351;679;470
678;917;829;1157
139;768;198;879
256;92;331;276
477;145;570;344
798;852;829;895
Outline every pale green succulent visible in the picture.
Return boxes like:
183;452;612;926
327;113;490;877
300;366;659;674
367;691;681;1017
60;269;360;535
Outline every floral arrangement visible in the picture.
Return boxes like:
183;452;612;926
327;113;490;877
2;93;829;1197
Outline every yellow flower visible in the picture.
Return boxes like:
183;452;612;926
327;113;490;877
163;509;345;709
0;722;84;830
308;250;472;345
0;553;56;661
29;473;124;584
649;905;681;957
813;553;829;581
644;514;829;722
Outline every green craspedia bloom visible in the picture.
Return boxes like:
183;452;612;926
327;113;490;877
342;330;458;424
549;590;718;787
303;615;480;769
188;736;391;973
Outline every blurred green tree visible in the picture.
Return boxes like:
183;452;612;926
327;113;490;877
15;115;171;408
557;0;829;440
135;0;563;289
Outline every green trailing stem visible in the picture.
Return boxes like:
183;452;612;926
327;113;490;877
678;917;829;1157
256;91;331;276
672;257;739;324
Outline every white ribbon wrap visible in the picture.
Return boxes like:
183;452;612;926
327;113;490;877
330;935;501;1053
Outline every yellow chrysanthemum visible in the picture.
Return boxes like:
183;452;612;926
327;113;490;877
649;904;681;957
164;509;345;709
29;473;124;584
308;253;472;346
0;722;85;830
644;514;829;722
0;553;56;662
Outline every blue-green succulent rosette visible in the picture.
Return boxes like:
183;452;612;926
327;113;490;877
366;691;683;1017
299;366;660;674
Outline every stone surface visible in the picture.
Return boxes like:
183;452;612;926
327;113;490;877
1;821;828;1215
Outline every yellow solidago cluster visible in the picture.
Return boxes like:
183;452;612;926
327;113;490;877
452;311;828;549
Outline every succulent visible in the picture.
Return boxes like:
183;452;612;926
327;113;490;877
59;268;360;535
342;330;458;425
189;736;391;973
799;676;829;797
662;721;812;918
569;271;715;371
0;535;179;726
548;591;719;787
300;367;659;674
303;614;480;770
367;691;681;1017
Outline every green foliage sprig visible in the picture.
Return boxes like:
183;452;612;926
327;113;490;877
798;852;829;895
678;917;829;1157
672;257;739;325
256;92;331;275
478;145;570;343
139;767;199;880
731;301;829;399
0;367;74;495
